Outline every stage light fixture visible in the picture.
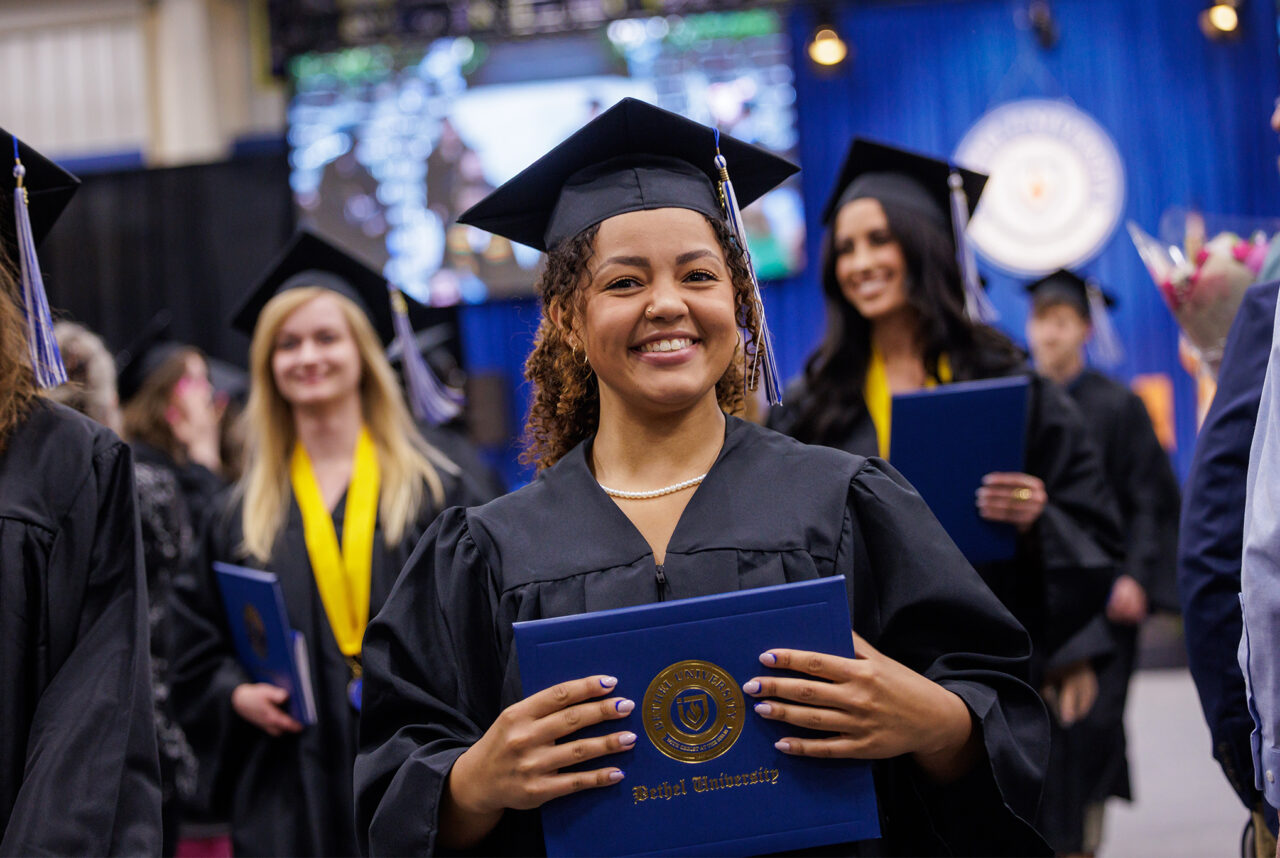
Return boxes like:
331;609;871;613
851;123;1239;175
1200;1;1241;38
808;26;848;67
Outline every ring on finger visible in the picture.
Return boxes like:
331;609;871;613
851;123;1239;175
1013;487;1032;502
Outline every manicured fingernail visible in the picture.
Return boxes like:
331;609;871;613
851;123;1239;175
760;652;777;666
600;676;618;688
620;732;637;746
754;702;773;716
615;698;635;714
775;740;791;752
609;769;625;783
743;679;761;694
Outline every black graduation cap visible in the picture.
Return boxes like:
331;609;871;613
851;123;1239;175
116;311;183;402
232;230;396;344
821;138;988;237
1;128;80;251
455;97;798;252
1024;269;1116;315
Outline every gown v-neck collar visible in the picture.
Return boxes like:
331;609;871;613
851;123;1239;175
557;414;748;564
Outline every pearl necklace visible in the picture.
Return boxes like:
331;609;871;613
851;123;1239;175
598;472;708;500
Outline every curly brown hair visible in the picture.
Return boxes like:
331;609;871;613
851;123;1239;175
0;251;37;453
521;215;762;471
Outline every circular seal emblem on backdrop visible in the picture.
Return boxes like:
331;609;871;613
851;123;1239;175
643;659;745;763
954;98;1125;276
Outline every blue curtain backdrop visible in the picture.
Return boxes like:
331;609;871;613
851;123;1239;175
462;0;1280;487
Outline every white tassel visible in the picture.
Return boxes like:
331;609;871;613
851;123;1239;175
1085;280;1125;369
948;172;999;324
390;289;462;426
12;147;66;388
713;133;783;405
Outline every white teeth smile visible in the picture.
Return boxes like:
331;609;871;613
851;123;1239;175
638;338;694;353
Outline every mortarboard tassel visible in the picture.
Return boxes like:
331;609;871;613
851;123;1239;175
389;289;463;426
947;171;999;325
713;130;783;406
1084;278;1125;369
12;138;66;388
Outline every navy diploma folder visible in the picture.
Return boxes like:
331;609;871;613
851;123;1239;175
513;576;880;857
213;561;317;725
889;374;1030;566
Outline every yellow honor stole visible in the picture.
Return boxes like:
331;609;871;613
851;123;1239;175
290;427;380;662
864;349;952;459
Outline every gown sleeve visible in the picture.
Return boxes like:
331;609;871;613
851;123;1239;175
1;438;162;857
169;499;253;816
1024;378;1124;669
356;507;505;857
1114;392;1182;613
847;459;1051;856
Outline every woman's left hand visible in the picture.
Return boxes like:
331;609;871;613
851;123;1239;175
744;632;977;781
976;472;1047;532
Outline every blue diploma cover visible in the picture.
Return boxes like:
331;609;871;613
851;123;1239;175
889;375;1030;565
513;576;880;857
213;561;317;725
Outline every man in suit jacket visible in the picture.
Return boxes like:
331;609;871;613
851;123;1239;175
1179;278;1280;855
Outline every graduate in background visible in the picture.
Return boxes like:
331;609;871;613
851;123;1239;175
116;314;230;536
0;132;161;853
1024;270;1181;857
356;98;1049;857
170;231;482;857
769;140;1123;700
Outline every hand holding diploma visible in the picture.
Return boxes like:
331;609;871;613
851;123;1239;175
743;632;979;784
441;674;636;849
232;682;304;736
976;472;1048;532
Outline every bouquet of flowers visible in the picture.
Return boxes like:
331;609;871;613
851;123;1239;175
1127;208;1277;378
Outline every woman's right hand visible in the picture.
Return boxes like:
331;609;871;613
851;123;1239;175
440;675;636;848
231;683;304;736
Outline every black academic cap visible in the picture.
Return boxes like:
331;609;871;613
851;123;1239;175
821;138;987;236
1024;269;1116;315
0;128;80;251
232;230;396;344
456;97;798;252
116;311;184;402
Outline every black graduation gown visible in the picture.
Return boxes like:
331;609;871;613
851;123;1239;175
1037;370;1182;851
356;417;1050;857
0;400;162;855
770;370;1123;684
171;470;479;858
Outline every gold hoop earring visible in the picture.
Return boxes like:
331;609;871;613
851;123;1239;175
572;343;589;368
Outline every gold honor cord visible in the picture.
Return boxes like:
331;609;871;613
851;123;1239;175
290;427;381;659
864;349;952;460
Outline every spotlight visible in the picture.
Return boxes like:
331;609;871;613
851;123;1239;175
1200;1;1241;38
1028;1;1059;50
808;26;848;67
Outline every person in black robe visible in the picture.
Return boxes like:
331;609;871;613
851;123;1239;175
0;130;161;854
767;139;1123;697
1023;270;1181;855
356;99;1050;856
53;319;200;856
170;231;483;857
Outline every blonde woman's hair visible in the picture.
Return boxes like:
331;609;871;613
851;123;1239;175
50;320;124;435
239;286;447;562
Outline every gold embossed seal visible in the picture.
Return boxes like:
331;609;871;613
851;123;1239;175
642;659;744;763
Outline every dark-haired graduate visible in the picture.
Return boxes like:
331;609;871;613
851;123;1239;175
169;231;482;857
1023;270;1180;856
355;99;1050;857
0;132;160;853
768;140;1123;713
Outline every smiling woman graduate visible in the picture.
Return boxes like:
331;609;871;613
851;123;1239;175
354;99;1050;857
169;231;482;857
